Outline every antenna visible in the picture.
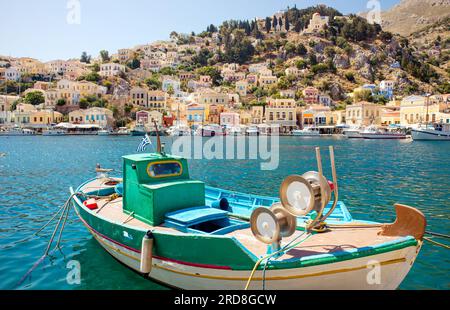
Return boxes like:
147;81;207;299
153;120;162;154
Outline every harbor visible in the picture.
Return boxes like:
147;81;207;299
0;135;448;290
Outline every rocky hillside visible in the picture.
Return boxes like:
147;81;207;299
381;0;450;36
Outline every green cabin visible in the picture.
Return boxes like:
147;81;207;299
122;153;205;226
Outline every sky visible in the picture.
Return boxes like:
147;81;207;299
0;0;400;62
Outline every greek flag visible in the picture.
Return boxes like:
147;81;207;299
137;134;152;152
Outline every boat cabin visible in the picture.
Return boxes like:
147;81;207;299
122;153;248;233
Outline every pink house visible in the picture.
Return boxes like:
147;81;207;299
220;112;240;127
303;87;319;104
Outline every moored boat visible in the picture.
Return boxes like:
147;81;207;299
0;127;36;136
131;123;147;136
292;127;320;137
412;123;450;141
69;143;426;290
343;127;363;139
360;126;407;140
196;124;225;137
42;128;67;136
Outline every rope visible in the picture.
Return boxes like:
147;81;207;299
424;237;450;250
245;232;311;290
425;231;450;239
15;193;81;288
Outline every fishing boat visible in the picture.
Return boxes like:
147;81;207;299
69;138;426;290
292;127;320;137
360;126;407;140
412;123;450;141
168;125;192;137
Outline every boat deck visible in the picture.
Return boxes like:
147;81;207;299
77;178;405;262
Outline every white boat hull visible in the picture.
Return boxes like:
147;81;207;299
343;131;362;139
412;129;450;141
86;222;421;290
361;133;406;140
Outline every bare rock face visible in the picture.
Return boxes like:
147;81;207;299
351;52;369;69
328;82;345;100
333;54;350;69
381;0;450;36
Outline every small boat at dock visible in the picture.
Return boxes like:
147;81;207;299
360;126;407;140
69;137;426;290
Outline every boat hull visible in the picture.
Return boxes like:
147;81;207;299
82;216;420;290
71;185;421;290
360;133;406;140
412;129;450;141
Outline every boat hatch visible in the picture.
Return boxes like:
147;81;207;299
165;206;250;235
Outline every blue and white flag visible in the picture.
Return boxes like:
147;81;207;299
137;134;152;152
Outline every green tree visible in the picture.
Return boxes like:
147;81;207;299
56;98;67;106
265;17;272;33
99;50;110;62
24;91;45;105
80;51;91;64
126;58;140;70
196;66;222;86
296;43;307;56
272;15;278;31
285;14;290;32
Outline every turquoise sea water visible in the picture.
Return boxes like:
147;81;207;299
0;136;448;290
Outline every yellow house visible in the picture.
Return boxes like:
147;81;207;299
346;102;382;126
400;95;440;126
187;103;209;126
30;110;63;125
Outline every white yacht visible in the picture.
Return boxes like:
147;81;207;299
343;127;363;139
42;128;67;136
97;129;111;136
360;126;407;140
115;127;130;136
412;124;450;141
226;126;245;136
0;127;36;136
292;127;321;137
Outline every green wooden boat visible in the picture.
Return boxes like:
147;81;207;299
70;146;426;290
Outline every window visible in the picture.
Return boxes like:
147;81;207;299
147;161;183;178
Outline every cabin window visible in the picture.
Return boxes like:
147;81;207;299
147;161;182;178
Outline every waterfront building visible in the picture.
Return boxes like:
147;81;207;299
69;108;114;127
265;98;297;133
207;104;225;124
0;95;19;124
12;103;37;125
345;101;382;126
30;110;63;126
251;105;265;124
136;110;163;127
400;95;439;126
187;103;208;126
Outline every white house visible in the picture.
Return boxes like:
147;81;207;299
162;76;181;96
220;112;240;127
5;67;21;81
99;63;126;77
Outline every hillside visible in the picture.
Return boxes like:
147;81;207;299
381;0;450;36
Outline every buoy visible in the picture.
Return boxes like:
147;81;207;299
140;231;154;274
83;199;98;210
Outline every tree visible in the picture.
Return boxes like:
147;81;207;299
80;51;91;64
126;58;140;70
296;43;307;55
265;17;272;33
285;14;290;32
56;98;66;106
278;17;283;31
99;50;110;62
272;15;278;31
24;91;45;105
196;66;222;86
167;85;175;96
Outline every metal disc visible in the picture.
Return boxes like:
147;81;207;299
270;204;297;238
250;208;280;244
280;175;315;216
